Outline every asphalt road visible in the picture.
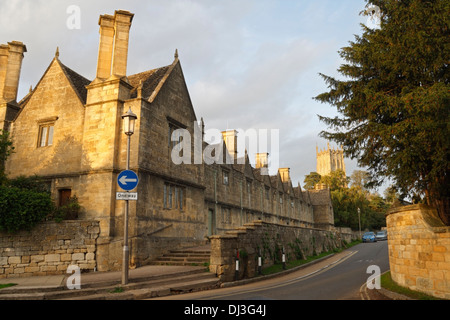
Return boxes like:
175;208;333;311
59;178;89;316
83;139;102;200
153;240;389;301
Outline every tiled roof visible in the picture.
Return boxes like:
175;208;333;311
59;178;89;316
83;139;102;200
58;60;91;104
309;189;332;206
128;66;170;99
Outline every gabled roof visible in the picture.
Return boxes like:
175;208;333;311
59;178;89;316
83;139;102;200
309;189;332;206
58;60;91;104
128;65;170;100
293;184;304;201
15;57;91;120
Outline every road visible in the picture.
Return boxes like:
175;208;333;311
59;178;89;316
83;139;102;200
152;240;389;300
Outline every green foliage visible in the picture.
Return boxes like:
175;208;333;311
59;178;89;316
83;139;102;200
0;175;81;232
331;186;387;230
0;131;81;232
319;169;387;230
0;185;54;233
51;196;81;222
8;175;50;193
315;0;450;224
319;170;349;190
303;172;322;190
0;130;14;185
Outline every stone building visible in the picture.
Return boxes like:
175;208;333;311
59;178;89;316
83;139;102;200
1;10;334;272
316;142;346;177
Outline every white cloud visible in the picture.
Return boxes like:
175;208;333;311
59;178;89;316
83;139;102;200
0;0;373;189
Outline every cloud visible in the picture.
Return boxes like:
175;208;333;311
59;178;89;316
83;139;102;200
0;0;373;189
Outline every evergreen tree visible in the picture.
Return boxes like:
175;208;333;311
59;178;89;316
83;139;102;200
315;0;450;224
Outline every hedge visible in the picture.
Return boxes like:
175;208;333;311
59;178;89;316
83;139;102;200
0;185;54;233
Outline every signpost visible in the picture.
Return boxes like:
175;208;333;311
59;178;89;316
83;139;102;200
117;169;138;285
116;192;138;201
120;108;138;286
118;170;139;191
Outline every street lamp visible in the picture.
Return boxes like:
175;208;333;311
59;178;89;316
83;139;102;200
121;107;137;285
358;207;361;239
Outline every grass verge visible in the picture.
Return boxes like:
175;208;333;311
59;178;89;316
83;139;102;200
261;239;361;276
380;271;443;300
0;283;17;290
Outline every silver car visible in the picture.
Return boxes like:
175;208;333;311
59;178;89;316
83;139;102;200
376;230;388;241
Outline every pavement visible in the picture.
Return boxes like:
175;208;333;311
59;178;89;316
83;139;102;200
0;265;211;294
0;258;412;300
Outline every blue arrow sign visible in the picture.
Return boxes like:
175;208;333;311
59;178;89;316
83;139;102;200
118;170;139;191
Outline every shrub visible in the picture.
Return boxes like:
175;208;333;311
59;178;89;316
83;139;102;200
51;196;81;222
0;185;54;233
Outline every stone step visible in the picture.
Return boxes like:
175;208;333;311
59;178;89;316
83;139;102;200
0;270;219;300
150;246;211;267
63;276;220;300
155;256;210;262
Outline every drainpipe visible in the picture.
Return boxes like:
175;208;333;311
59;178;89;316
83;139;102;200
240;180;243;226
214;170;217;235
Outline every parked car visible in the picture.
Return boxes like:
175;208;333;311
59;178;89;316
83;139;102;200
376;230;388;241
362;231;377;243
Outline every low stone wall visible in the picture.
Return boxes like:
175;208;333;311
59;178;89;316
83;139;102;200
209;220;350;282
0;220;99;279
386;204;450;299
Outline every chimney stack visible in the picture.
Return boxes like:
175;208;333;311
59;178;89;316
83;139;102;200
0;41;27;103
112;10;134;78
279;168;291;183
95;14;115;80
0;44;10;102
94;10;134;82
222;130;238;163
255;153;269;175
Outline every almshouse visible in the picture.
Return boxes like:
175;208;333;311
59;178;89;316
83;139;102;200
1;10;334;272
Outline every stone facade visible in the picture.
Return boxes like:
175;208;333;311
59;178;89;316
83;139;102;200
210;220;352;282
1;10;335;272
0;221;99;279
386;204;450;299
316;143;346;177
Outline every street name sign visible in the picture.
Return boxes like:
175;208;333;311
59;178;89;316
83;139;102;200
116;192;138;201
118;170;139;191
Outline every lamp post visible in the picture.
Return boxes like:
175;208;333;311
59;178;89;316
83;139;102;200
121;107;137;285
358;207;361;239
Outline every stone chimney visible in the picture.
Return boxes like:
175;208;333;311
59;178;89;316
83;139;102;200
111;10;134;78
222;130;238;162
94;10;134;81
0;41;27;103
255;153;269;175
279;168;291;183
95;14;115;80
0;44;10;102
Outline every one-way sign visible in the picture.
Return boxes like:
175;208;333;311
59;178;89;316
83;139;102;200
118;170;139;191
116;192;138;201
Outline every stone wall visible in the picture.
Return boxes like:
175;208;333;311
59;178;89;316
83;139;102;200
386;204;450;299
209;220;352;282
0;220;99;279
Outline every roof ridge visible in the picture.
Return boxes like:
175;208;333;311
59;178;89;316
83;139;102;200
57;59;91;104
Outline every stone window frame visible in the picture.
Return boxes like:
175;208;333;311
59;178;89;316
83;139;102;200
163;182;185;211
222;169;229;186
37;116;58;148
221;206;231;225
167;116;187;151
265;186;270;200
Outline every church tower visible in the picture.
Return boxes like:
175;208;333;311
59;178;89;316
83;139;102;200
316;142;346;177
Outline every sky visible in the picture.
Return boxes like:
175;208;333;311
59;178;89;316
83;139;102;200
0;0;387;193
